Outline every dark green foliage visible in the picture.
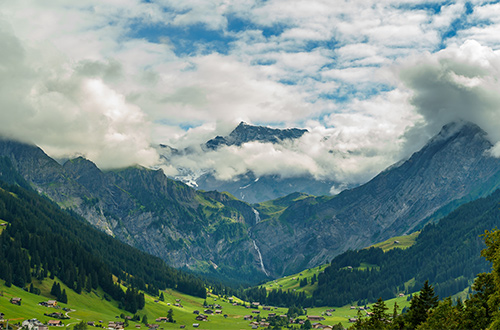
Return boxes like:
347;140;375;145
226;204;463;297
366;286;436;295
405;280;438;328
73;321;87;330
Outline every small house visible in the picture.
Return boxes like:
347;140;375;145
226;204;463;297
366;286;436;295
10;297;22;305
192;324;199;328
307;316;325;322
47;300;58;307
48;320;62;326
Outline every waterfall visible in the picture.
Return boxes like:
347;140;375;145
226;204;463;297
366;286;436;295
253;208;261;224
253;240;269;277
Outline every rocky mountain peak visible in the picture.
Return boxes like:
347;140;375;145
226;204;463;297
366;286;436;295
205;122;308;150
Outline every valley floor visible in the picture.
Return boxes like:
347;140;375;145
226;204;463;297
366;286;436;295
0;279;413;330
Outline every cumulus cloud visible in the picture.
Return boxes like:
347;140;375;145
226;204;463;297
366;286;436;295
0;21;159;169
2;0;500;186
399;40;500;154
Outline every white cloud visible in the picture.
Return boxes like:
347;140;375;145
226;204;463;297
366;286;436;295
2;0;500;186
399;40;500;152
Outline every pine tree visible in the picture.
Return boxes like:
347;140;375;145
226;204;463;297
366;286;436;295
60;289;68;304
406;280;438;328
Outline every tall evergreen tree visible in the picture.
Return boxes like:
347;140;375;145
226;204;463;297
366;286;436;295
406;280;438;328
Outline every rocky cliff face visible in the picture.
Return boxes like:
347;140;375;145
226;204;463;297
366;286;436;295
204;121;308;149
251;122;500;275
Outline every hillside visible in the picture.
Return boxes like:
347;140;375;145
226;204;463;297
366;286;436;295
0;174;206;303
307;186;500;306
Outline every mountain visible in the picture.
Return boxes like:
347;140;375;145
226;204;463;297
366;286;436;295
0;140;266;284
2;121;499;282
204;121;308;149
251;122;500;275
160;122;342;203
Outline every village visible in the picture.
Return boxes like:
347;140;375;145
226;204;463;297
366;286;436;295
0;290;388;330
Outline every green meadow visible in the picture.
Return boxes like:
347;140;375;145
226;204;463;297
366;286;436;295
0;277;412;330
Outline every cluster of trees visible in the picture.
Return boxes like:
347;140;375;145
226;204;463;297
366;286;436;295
50;282;68;303
352;228;500;329
0;178;206;314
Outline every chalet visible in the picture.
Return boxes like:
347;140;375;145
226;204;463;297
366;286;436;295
260;322;270;327
195;315;207;321
87;322;95;326
155;317;168;322
325;312;332;316
349;318;358;323
10;297;22;305
47;300;58;307
48;320;63;326
307;316;325;322
251;310;260;314
0;312;4;319
243;315;253;321
312;323;323;329
192;310;200;315
176;299;181;302
251;302;260;307
268;313;276;318
179;326;185;329
203;309;213;315
192;324;199;328
215;310;222;314
263;306;271;311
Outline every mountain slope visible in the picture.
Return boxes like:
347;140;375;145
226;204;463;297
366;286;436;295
0;175;206;304
252;122;500;275
0;141;265;284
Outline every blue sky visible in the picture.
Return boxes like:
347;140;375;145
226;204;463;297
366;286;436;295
1;0;500;183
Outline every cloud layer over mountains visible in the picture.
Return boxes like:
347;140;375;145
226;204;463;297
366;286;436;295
1;1;500;185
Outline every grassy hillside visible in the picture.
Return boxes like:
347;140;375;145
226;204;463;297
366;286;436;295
0;278;412;329
370;231;420;252
261;231;419;298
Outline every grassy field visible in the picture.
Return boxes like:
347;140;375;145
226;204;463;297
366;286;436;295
370;231;420;252
0;276;414;330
